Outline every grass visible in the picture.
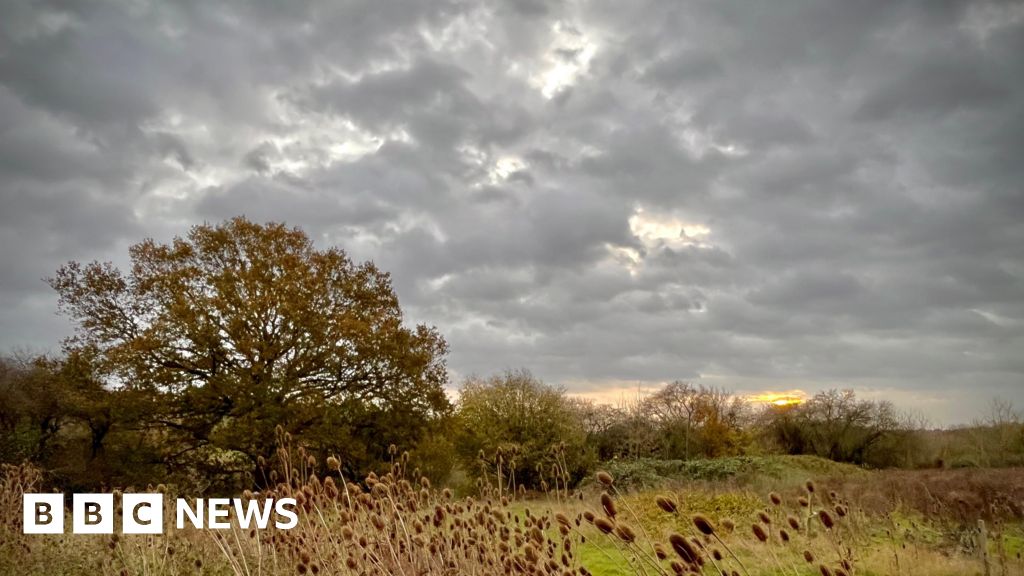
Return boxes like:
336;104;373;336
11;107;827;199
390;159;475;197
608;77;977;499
589;455;867;491
3;451;1024;576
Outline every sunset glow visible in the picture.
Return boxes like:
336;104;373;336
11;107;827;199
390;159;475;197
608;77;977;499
746;391;808;407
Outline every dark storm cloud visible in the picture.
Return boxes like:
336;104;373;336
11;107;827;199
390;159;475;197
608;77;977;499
1;0;1022;423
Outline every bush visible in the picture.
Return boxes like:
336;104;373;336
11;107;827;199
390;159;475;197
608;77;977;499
454;369;594;490
588;455;866;491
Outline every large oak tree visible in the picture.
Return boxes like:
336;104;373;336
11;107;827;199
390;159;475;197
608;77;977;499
49;217;449;485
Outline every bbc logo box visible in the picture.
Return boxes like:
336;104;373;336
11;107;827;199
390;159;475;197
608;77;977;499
23;493;297;534
24;493;164;534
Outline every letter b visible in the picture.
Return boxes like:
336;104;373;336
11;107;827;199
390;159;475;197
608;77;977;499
23;494;64;534
73;494;113;534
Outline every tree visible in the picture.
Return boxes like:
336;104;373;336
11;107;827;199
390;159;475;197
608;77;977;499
49;217;449;488
455;370;591;491
642;381;748;459
759;389;914;467
568;399;640;461
644;381;700;460
0;355;63;464
963;398;1024;467
802;389;901;463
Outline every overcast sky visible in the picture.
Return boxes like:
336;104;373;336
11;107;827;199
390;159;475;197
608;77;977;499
2;0;1023;424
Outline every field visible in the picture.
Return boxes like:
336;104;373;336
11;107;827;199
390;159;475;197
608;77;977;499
3;455;1023;576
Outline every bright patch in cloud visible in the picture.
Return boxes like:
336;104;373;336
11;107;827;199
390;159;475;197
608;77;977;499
533;22;598;99
489;156;527;183
676;126;749;159
606;244;643;276
971;308;1018;327
630;207;712;251
604;208;713;275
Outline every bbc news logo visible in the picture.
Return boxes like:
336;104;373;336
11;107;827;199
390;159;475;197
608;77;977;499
23;493;298;534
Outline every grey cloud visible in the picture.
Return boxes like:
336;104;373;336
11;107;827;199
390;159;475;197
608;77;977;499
299;58;534;151
640;51;723;88
150;133;197;171
242;142;278;175
1;0;1022;423
749;270;867;310
195;176;399;229
855;46;1012;122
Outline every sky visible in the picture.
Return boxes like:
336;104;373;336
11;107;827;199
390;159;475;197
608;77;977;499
1;0;1023;425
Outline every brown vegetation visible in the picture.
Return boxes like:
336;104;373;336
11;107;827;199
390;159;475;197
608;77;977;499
4;456;1024;576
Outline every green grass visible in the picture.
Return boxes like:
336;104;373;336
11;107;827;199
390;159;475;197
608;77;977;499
588;455;867;491
517;461;1024;576
576;543;633;575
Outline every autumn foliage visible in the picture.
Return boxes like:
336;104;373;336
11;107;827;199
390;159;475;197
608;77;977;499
32;217;450;490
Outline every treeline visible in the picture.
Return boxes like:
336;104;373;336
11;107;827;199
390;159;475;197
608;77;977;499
5;356;1022;494
0;351;452;492
453;370;1023;489
1;217;1021;494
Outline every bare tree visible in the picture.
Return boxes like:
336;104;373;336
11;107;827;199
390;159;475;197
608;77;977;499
761;389;916;466
966;398;1024;467
642;381;748;460
643;381;698;459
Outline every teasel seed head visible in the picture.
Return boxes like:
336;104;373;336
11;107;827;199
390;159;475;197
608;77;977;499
600;492;617;519
692;514;716;536
818;510;835;530
752;523;768;542
668;533;700;564
593;517;615;535
615;523;636;543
